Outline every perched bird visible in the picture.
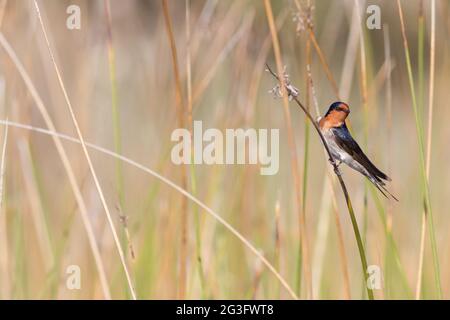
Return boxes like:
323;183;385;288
318;102;398;201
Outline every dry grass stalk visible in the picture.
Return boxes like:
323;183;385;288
339;3;362;101
397;0;441;299
161;0;189;299
0;119;7;208
0;33;111;299
17;139;55;271
191;17;250;104
308;30;340;99
292;1;351;299
0;118;299;299
306;63;352;299
184;0;206;298
0;32;112;299
416;0;436;300
0;0;6;29
32;1;137;299
383;24;394;231
103;0;125;208
117;204;136;260
0;121;9;298
264;0;312;299
265;62;374;299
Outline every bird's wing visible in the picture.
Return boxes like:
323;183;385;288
330;124;391;182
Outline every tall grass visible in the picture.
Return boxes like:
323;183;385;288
264;0;312;299
266;60;374;299
0;0;448;300
185;0;206;299
416;0;437;300
161;0;189;299
268;61;375;300
33;0;137;299
0;32;112;299
0;122;9;298
0;118;298;299
104;0;124;209
296;2;351;299
355;0;370;298
396;0;441;299
0;121;7;208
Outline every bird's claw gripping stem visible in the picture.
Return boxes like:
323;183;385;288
329;157;342;167
328;157;342;175
334;166;342;176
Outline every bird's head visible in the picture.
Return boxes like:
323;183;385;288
324;101;350;122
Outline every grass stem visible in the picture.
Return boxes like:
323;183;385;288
0;32;112;299
161;0;189;299
264;0;312;299
416;0;437;300
0;118;300;300
266;64;374;300
396;0;442;299
33;0;136;299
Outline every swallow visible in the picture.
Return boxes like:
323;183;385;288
318;102;398;201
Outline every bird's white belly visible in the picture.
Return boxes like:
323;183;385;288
322;129;351;164
320;126;373;179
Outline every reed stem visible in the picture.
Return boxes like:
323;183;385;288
266;64;374;300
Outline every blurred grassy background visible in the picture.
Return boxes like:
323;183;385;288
0;0;449;299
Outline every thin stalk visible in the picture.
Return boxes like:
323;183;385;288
0;119;299;300
266;64;374;300
369;186;412;298
339;2;361;101
329;182;352;299
418;0;425;116
117;205;136;261
245;8;288;123
0;32;112;300
264;0;312;299
383;23;394;232
415;0;426;300
249;261;264;299
161;0;189;299
104;0;124;208
355;0;370;298
103;0;129;298
382;23;412;298
396;0;441;299
308;64;352;299
298;15;311;298
416;0;437;300
185;0;206;298
308;30;340;99
274;199;281;298
0;120;7;207
191;18;248;104
18;140;55;272
294;0;351;299
292;0;310;297
105;0;125;208
0;0;7;29
0;121;9;298
33;1;136;299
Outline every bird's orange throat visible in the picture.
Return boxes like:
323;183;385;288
319;110;348;130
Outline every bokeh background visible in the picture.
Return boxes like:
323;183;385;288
0;0;449;299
